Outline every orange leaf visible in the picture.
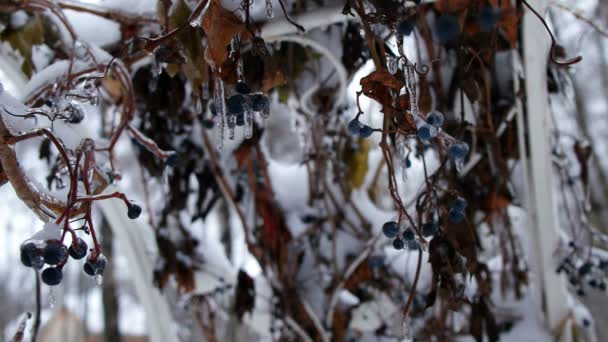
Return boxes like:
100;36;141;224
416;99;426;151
360;70;404;107
202;0;245;68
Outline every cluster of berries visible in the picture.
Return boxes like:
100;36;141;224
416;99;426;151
556;248;608;296
208;82;270;126
382;220;438;250
347;117;373;138
417;111;444;141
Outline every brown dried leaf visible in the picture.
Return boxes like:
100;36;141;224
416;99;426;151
360;70;404;108
202;0;245;68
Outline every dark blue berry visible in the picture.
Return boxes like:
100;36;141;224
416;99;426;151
368;255;385;268
382;221;400;238
393;237;405;250
251;94;269;112
451;197;467;211
235;81;251;94
43;240;68;265
69;238;88;260
417;124;436;141
127;203;142;219
226;94;246;114
408;240;420;250
448;208;465;223
359;125;373;138
20;242;38;267
41;267;63;286
209;102;217;116
422;222;438;237
405;156;412;168
448;142;469;160
348;118;362;135
165;153;178;167
435;15;460;43
402;228;415;241
588;279;598;288
84;255;107;276
478;6;500;31
397;18;415;36
235;113;245;126
83;262;95;276
425;111;444;128
599;282;606;291
202;119;215;129
578;262;593;276
577;288;586;297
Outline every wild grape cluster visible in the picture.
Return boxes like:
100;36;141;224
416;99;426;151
19;203;142;286
556;245;608;297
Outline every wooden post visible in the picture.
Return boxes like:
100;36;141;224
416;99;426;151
521;0;572;336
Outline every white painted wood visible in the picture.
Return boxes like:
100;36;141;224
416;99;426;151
522;0;572;335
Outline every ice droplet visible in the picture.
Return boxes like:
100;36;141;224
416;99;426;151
95;274;104;286
244;109;253;139
48;287;56;308
189;11;204;27
214;77;226;150
387;55;398;74
402;316;413;341
265;0;275;18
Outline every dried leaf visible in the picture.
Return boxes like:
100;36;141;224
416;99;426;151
343;138;370;190
202;0;245;68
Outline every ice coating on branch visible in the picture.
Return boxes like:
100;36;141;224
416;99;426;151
214;77;226;150
244;109;253;139
0;88;34;134
29;221;62;241
265;0;275;18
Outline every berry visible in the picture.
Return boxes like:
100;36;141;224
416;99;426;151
165;153;178;167
348;118;362;135
20;242;39;267
577;288;586;297
68;106;85;124
226;94;246;115
69;238;88;260
578;262;593;276
251;94;269;113
599;282;606;291
478;6;500;31
43;240;68;265
368;255;385;268
41;267;63;286
422;222;438;237
408;240;420;250
235;81;251;94
426;111;444;128
405;156;412;168
84;255;107;276
359;125;373;138
83;262;95;276
448;142;469;160
582;318;591;327
127;203;142;219
451;197;467;211
435;15;460;44
588;279;598;288
393;237;405;250
402;228;415;241
382;221;400;238
202;119;215;129
235;113;245;126
417;124;436;141
448;208;465;223
397;18;415;36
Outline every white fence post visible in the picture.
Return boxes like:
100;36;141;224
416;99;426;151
522;0;572;336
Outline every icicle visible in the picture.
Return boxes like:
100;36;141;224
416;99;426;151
227;114;236;140
265;0;275;18
189;11;204;27
387;55;398;74
405;64;419;116
95;274;104;286
214;77;226;150
48;287;56;308
195;97;202;113
244;109;253;139
230;36;244;81
402;316;414;341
